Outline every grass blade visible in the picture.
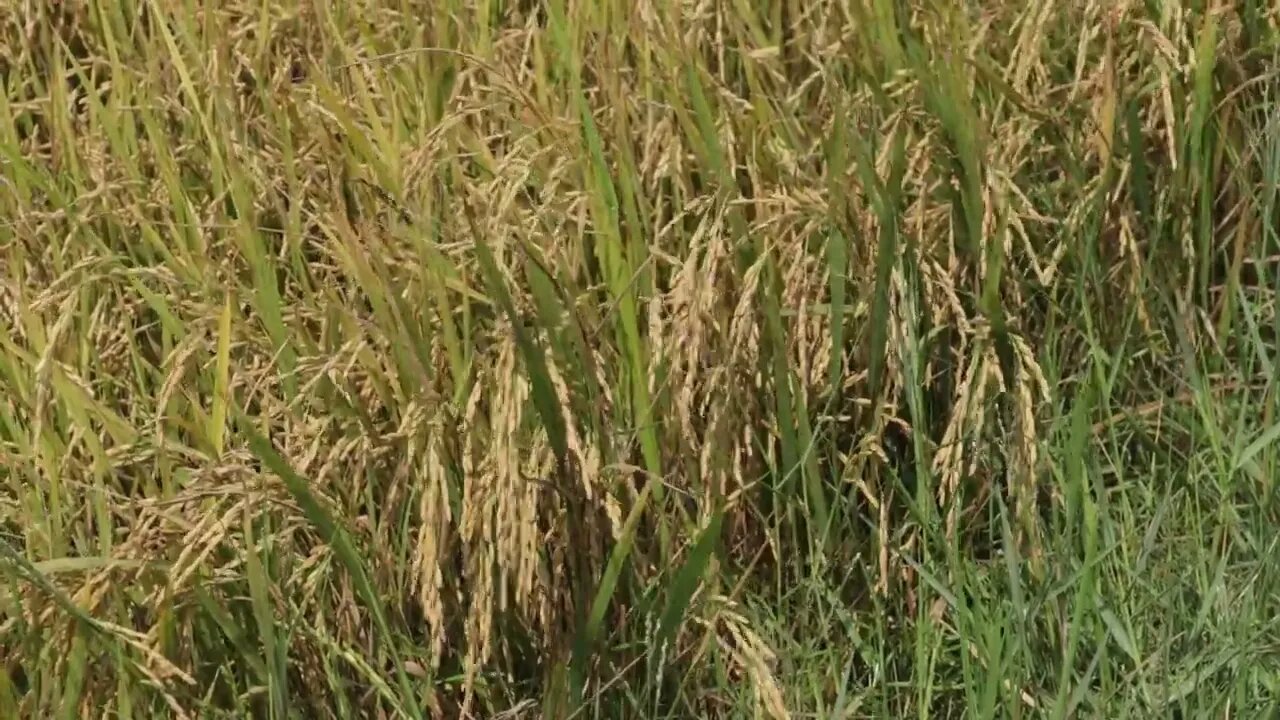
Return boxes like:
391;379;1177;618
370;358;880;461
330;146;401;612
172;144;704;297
650;506;725;676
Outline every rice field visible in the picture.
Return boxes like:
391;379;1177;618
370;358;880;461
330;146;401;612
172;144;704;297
3;0;1280;717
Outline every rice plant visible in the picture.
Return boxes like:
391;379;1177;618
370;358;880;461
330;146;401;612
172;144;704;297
2;1;1279;717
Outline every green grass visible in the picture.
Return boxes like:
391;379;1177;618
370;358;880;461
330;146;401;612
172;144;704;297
3;1;1280;718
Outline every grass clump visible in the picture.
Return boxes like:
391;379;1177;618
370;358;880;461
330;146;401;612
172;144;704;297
2;0;1280;717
